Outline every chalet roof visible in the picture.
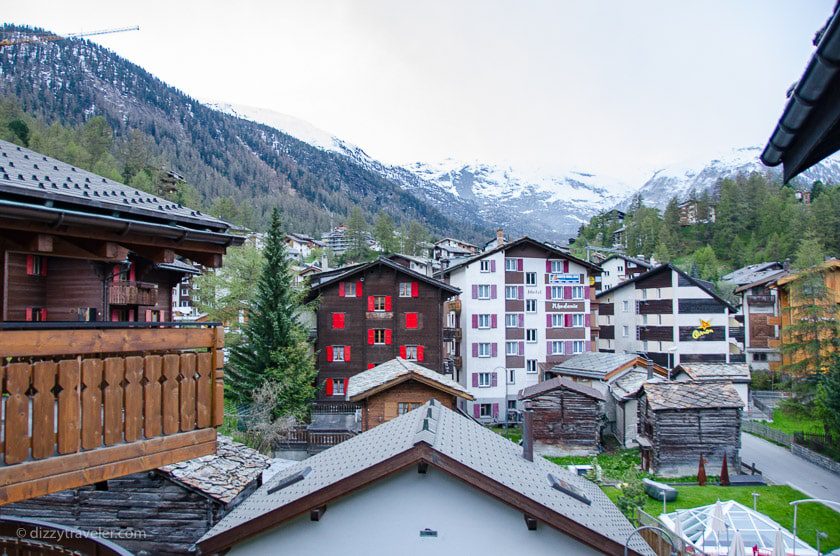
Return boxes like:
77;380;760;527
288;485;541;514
346;358;473;402
774;259;840;287
155;258;200;276
601;254;654;270
597;264;737;312
518;376;605;401
674;363;751;384
158;435;273;505
307;257;458;299
0;139;232;233
434;237;478;249
642;381;743;411
197;401;653;555
438;236;601;276
548;352;639;380
721;262;784;286
609;368;653;400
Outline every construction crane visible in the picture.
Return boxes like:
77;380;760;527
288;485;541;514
0;25;139;50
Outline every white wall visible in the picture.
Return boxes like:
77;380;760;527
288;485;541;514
230;467;603;556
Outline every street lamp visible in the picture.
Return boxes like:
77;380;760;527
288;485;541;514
816;530;827;556
790;499;840;556
623;525;678;556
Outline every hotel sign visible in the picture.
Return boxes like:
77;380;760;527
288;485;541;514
546;301;585;312
548;273;580;284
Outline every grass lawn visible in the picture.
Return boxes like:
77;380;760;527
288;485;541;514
602;484;840;552
762;407;824;435
489;425;522;444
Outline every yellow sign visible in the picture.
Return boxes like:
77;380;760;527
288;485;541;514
692;319;714;339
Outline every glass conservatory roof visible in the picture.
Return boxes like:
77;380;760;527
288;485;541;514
659;500;817;555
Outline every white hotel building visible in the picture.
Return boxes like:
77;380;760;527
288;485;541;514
438;237;601;422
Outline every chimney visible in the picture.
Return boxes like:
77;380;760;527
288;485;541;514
646;358;654;380
496;228;505;247
320;253;329;271
522;403;534;462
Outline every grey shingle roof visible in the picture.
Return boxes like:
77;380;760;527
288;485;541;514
158;435;272;505
0;139;230;232
608;368;651;400
346;358;473;401
674;363;751;383
518;375;606;401
197;401;653;554
549;352;638;380
722;262;784;286
643;381;744;411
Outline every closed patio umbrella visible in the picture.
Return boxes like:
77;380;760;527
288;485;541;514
727;530;746;556
771;528;786;556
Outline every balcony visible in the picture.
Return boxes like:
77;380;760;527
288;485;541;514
766;316;782;326
747;295;775;306
443;327;462;341
446;299;462;315
453;356;463;369
108;280;159;306
0;322;224;505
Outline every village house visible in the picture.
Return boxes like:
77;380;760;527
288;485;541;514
672;362;752;407
597;264;744;368
637;381;743;476
345;357;473;431
722;262;787;370
196;401;653;556
599;254;654;290
306;257;459;402
388;252;437;276
437;235;601;423
0;139;240;519
4;436;276;555
546;352;668;448
678;199;716;226
518;377;605;456
284;232;324;261
433;237;477;261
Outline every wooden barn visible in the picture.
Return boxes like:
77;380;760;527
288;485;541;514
518;376;605;456
637;381;743;477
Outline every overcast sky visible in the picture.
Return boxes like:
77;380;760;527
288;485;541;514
4;1;835;183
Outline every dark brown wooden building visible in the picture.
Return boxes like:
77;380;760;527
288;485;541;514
518;376;605;456
637;381;743;477
346;357;473;431
0;138;241;507
307;257;459;401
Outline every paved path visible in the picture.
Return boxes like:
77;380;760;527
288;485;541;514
741;432;840;504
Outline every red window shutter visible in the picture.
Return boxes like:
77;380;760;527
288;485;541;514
26;255;34;276
490;260;496;272
546;260;552;273
40;257;48;277
128;309;135;322
406;312;418;329
367;363;375;370
145;309;153;322
385;329;393;345
367;329;375;345
40;308;47;321
325;378;334;396
491;314;497;329
417;345;425;362
160;310;167;322
517;258;523;272
564;286;573;300
472;314;478;329
385;296;392;311
565;314;572;327
546;314;553;328
113;264;120;283
356;281;363;297
338;282;346;297
473;404;481;418
563;260;570;273
344;346;351;362
472;373;479;387
111;309;119;322
546;288;552;300
333;313;345;329
399;345;407;359
129;264;136;282
326;346;334;362
25;307;33;321
492;403;499;417
367;296;375;311
411;281;419;298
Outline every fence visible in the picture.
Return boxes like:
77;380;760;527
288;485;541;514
636;508;688;555
741;420;792;447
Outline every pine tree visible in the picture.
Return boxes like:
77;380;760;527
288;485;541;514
372;211;399;254
345;207;373;262
227;210;316;414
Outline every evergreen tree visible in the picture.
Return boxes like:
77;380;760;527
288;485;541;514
401;220;429;256
345;207;373;262
814;355;840;438
372;211;399;254
227;210;316;415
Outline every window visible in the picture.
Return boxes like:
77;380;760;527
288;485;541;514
399;282;417;298
505;258;519;271
332;312;346;329
373;296;387;312
27;255;46;276
405;312;419;329
618;265;624;273
622;300;630;313
526;329;537;343
641;289;648;300
622;325;629;338
526;360;538;374
373;329;387;345
550;341;564;355
332;346;345;362
550;286;564;299
343;282;357;297
572;286;584;300
478;372;491;387
505;313;518;328
478;343;492;357
526;299;537;313
572;314;584;327
505;286;518;300
480;260;491;272
753;352;768;362
333;378;346;396
180;300;189;307
550;260;564;273
642;314;648;325
526;272;537;286
404;345;418;361
477;285;491;299
398;402;422;415
573;341;585;354
180;287;189;296
507;369;516;384
506;341;519;355
478;314;491;329
479;403;492;417
550;314;564;327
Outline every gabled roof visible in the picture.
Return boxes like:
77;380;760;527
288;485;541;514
196;401;652;555
601;254;654;270
438;236;602;276
434;237;478;249
642;381;744;411
609;369;654;400
733;269;788;294
548;352;667;382
306;257;459;298
597;263;737;312
346;358;473;402
518;376;605;401
774;259;840;287
721;262;784;286
673;363;751;384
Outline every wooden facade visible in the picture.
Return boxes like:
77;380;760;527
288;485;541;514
358;380;457;431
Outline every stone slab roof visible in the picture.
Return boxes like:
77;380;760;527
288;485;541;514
674;363;751;383
643;381;744;411
197;401;653;555
346;358;473;401
609;368;651;400
549;352;638;380
518;375;606;401
158;435;272;505
722;262;784;286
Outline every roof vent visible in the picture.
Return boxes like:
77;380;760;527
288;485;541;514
31;174;37;180
102;178;107;183
53;165;58;171
41;156;46;161
33;164;38;169
547;473;591;505
85;177;90;183
71;167;76;171
23;154;28;159
267;467;312;495
38;182;44;189
17;174;24;180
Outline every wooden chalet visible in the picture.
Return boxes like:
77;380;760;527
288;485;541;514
637;381;743;477
518;377;605;456
0;139;242;509
346;357;473;431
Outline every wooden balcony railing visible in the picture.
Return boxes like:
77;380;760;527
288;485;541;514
108;280;158;306
443;327;461;341
0;323;224;505
747;294;775;306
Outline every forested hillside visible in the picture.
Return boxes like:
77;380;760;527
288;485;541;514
574;173;840;281
0;25;489;240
